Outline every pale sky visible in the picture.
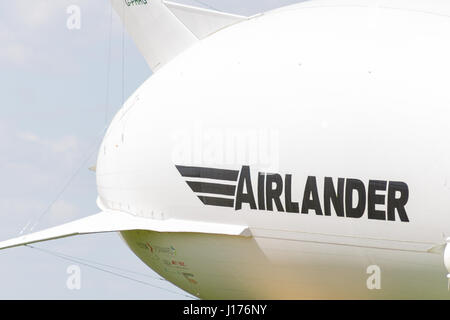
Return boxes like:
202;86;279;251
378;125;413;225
0;0;304;299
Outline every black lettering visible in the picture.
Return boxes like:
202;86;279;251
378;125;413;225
387;181;409;222
257;172;265;210
301;176;323;215
324;177;344;216
345;179;366;218
368;180;386;220
235;166;257;210
266;173;284;212
285;174;299;213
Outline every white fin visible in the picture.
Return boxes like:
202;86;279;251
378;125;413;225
110;0;198;72
163;1;247;39
0;210;251;250
110;0;247;72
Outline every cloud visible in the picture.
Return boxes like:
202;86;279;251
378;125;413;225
46;199;80;224
0;42;29;66
0;119;96;234
0;118;84;176
12;131;87;174
17;131;82;155
0;1;61;67
0;0;122;69
11;1;62;28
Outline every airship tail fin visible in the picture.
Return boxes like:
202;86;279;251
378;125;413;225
0;210;251;250
110;0;246;72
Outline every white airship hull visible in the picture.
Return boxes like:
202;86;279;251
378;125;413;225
3;0;450;299
95;1;450;298
120;229;446;299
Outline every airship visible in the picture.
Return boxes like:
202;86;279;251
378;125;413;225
2;0;450;299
